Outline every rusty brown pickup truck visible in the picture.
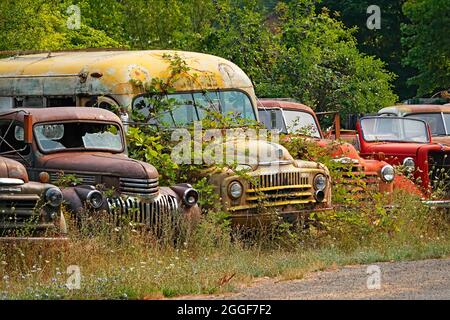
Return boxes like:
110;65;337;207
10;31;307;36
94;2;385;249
0;156;67;240
0;108;200;228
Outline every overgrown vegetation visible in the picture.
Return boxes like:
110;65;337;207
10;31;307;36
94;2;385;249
0;0;448;300
0;191;449;299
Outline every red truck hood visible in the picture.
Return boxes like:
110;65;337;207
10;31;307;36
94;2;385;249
36;152;159;180
314;138;360;159
362;142;428;158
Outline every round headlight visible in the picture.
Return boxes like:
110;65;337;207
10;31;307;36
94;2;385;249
228;181;243;199
87;190;104;209
183;188;199;207
313;174;327;191
402;157;415;173
45;187;63;207
381;164;395;182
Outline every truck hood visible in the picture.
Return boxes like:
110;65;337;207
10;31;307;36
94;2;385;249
222;137;294;166
314;138;360;159
36;152;159;180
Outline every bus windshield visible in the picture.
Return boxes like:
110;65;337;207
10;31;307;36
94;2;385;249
132;90;256;127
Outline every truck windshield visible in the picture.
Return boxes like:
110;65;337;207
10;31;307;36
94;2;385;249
283;110;321;138
360;118;430;143
405;113;450;136
34;122;123;153
132;90;256;127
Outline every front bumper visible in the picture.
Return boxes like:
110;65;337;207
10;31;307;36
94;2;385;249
422;200;450;208
0;236;68;243
229;206;333;227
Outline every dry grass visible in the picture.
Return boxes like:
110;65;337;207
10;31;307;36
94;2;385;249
0;191;449;299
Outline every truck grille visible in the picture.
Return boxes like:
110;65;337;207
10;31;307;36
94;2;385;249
119;177;159;197
246;171;314;204
428;151;450;191
50;172;97;185
0;195;41;233
107;194;178;228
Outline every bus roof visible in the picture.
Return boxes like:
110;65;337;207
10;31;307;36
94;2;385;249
0;50;254;97
378;104;450;116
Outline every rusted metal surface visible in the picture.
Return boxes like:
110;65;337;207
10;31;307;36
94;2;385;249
0;50;256;113
379;104;450;116
0;108;199;224
0;159;66;238
0;51;330;224
0;156;29;182
6;107;122;124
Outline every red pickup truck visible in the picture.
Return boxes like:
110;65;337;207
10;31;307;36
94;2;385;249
356;116;450;207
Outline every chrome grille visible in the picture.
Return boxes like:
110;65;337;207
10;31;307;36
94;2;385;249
50;172;96;185
107;194;178;227
0;195;40;231
253;172;309;189
247;172;314;204
428;151;450;191
119;177;159;196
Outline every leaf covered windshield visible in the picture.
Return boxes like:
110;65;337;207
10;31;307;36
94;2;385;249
34;122;123;152
360;117;430;143
132;90;256;127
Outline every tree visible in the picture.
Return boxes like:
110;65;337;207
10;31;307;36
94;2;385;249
402;0;450;96
258;1;397;114
320;0;417;100
0;0;121;51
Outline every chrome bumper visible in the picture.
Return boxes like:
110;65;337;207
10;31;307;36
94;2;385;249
422;200;450;208
106;194;180;225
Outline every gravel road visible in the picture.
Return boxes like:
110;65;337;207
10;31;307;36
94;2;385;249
209;258;450;300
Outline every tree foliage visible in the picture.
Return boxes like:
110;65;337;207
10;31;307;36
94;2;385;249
402;0;450;96
0;0;121;51
0;0;409;113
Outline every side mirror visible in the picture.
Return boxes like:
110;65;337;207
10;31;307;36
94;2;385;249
23;114;33;144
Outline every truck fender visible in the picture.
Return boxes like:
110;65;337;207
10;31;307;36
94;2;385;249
393;175;424;198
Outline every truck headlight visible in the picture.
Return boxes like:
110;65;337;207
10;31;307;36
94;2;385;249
183;188;199;207
87;190;104;209
313;174;327;191
381;165;395;182
228;181;243;199
402;157;415;173
45;187;63;207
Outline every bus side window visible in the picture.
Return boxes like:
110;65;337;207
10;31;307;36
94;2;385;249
14;97;44;108
47;96;76;107
270;110;277;129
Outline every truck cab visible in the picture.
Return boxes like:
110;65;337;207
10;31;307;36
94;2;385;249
356;116;450;207
0;108;200;228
